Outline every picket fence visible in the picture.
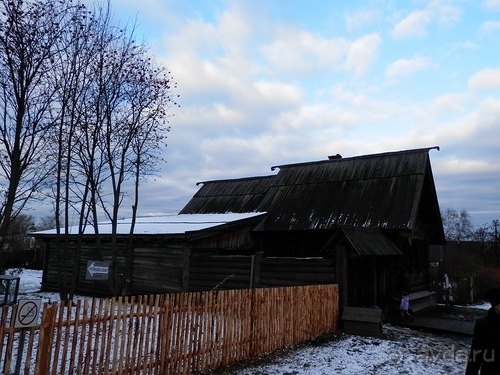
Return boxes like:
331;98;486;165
0;284;338;374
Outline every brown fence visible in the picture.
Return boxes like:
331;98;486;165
1;284;338;374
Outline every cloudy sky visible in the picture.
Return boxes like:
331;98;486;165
102;0;500;227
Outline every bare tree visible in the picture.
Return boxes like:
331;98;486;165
51;2;175;297
48;2;101;301
87;14;175;295
441;208;473;242
5;214;35;251
37;215;57;231
0;0;176;297
0;213;35;269
0;0;80;256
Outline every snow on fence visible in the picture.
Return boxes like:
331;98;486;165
0;284;338;374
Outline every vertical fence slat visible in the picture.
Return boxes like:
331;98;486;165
0;305;10;371
68;299;82;375
145;294;160;374
97;297;110;373
83;298;97;375
2;304;17;374
35;302;56;375
58;301;73;375
195;291;204;372
136;295;148;372
103;296;116;375
50;302;64;375
117;297;128;375
76;299;89;375
129;295;142;373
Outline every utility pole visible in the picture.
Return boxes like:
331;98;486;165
493;220;499;267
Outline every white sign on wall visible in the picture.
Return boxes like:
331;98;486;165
85;260;110;281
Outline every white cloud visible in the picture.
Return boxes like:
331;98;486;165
345;33;382;77
433;4;462;27
479;20;500;34
483;0;500;9
385;55;432;82
391;2;461;39
432;93;467;115
345;9;379;31
392;9;432;38
261;27;348;76
468;68;500;90
262;29;381;78
437;157;495;176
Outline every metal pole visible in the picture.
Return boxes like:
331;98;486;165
494;220;499;267
14;329;27;375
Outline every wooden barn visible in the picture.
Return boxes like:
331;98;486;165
179;147;445;310
34;147;445;313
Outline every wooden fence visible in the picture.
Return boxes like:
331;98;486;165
0;284;338;374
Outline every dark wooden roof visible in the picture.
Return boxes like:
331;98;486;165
180;147;445;242
179;175;275;214
340;227;403;256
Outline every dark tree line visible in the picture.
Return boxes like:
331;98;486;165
441;208;498;243
0;0;177;299
441;208;500;266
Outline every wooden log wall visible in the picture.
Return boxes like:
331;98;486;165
260;257;335;287
189;255;253;291
42;237;335;296
43;240;128;296
188;254;335;292
132;242;186;294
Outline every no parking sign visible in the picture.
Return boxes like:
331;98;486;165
14;299;41;329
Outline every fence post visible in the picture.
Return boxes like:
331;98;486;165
469;276;474;303
34;303;56;375
182;247;191;292
250;252;262;289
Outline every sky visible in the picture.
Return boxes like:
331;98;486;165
74;0;500;228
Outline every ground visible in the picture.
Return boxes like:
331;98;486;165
210;324;473;375
209;304;490;375
413;303;487;322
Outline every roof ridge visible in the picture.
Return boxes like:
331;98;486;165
271;146;439;170
195;174;276;186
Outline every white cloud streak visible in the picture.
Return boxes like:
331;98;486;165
385;55;433;82
468;68;500;91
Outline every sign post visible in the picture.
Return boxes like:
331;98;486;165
13;299;41;375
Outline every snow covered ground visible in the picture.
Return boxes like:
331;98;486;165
4;269;487;375
218;324;473;375
6;267;72;303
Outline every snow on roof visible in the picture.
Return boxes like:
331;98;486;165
33;212;266;235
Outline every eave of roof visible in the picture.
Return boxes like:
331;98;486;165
341;227;403;256
31;212;267;236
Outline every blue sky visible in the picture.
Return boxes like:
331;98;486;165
97;0;500;227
